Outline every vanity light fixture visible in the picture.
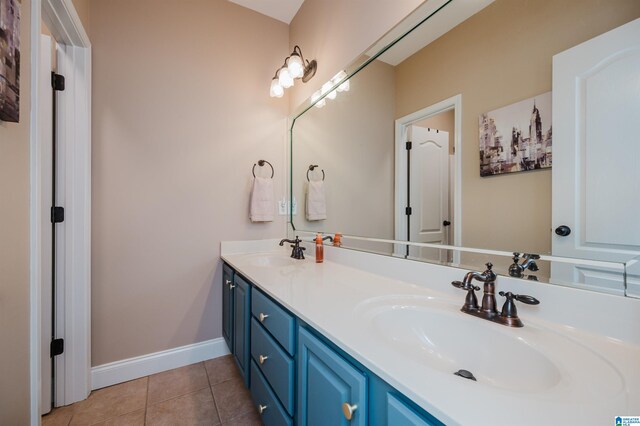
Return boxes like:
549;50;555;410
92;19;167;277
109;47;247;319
312;70;350;108
269;45;317;98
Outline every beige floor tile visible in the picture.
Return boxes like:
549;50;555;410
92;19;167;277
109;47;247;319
204;355;240;385
146;388;219;426
91;409;145;426
221;408;262;426
42;405;76;426
211;376;254;423
69;378;148;426
147;362;210;405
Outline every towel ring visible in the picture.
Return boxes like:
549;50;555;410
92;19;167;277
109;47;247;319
307;164;325;182
252;159;274;178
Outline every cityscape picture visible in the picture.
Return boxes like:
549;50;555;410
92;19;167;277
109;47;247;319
479;92;552;177
0;0;21;123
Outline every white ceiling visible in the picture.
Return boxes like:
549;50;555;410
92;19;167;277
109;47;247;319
228;0;304;24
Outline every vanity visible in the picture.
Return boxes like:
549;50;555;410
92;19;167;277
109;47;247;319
220;240;640;426
224;1;640;424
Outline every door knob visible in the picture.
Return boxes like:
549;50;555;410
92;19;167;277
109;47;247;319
443;220;451;226
342;402;358;421
555;225;571;236
258;404;267;414
258;313;269;322
259;355;269;364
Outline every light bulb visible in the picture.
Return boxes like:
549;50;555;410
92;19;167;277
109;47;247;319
322;82;337;100
311;90;325;108
287;54;304;79
315;99;326;108
278;66;294;89
332;71;350;92
270;78;284;98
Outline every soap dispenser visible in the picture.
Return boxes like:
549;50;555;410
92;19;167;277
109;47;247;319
315;233;324;263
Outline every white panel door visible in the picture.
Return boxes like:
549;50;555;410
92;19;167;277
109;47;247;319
40;34;54;415
552;18;640;295
408;126;450;260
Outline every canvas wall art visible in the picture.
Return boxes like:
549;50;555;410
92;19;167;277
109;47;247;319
479;92;552;177
0;0;21;123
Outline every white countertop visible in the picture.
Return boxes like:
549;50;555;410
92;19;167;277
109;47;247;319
221;241;640;426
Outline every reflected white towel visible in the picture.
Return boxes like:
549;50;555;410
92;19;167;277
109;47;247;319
306;180;327;221
250;177;274;222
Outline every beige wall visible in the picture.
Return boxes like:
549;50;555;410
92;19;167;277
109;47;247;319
288;0;424;110
71;0;90;35
0;0;31;422
396;0;640;254
90;0;289;365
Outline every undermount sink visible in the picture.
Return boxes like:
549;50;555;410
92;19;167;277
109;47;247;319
355;296;624;396
246;253;297;268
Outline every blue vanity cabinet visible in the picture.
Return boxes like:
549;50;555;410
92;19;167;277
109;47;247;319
222;264;234;351
232;274;251;387
298;327;367;426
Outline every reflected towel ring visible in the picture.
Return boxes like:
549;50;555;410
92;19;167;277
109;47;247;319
252;159;274;178
307;164;325;181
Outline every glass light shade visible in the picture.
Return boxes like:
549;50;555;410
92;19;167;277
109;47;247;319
278;67;294;88
322;82;337;100
287;54;304;79
338;79;350;92
270;78;284;98
311;90;326;108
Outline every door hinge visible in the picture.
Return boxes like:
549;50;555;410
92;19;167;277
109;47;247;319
51;206;64;223
405;206;412;216
51;72;66;91
50;338;64;357
406;141;412;150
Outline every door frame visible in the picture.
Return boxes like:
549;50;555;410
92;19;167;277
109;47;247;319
394;95;462;253
30;0;92;421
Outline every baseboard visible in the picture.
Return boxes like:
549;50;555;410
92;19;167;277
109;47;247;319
91;337;230;390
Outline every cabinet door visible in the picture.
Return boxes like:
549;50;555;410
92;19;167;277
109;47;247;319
233;274;251;386
298;328;367;426
387;393;438;426
222;265;234;351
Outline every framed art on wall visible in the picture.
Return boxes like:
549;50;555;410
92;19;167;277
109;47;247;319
479;92;552;177
0;0;21;123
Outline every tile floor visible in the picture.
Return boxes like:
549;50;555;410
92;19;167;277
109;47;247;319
42;355;263;426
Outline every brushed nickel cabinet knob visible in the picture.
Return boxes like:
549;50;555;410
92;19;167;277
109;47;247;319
258;404;267;414
259;313;269;322
259;355;269;364
342;402;357;421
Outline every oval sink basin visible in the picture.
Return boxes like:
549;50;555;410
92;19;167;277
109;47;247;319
369;304;560;392
355;296;623;396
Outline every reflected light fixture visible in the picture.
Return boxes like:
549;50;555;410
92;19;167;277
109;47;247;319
269;45;317;98
312;70;350;108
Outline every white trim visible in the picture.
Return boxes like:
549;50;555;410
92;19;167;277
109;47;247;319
91;338;231;390
30;2;43;423
394;95;463;256
55;42;92;406
41;0;90;47
30;0;92;420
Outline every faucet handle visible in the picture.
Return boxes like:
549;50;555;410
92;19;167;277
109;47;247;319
498;291;540;305
452;281;479;291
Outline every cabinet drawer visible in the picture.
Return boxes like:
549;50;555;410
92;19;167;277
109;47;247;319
252;289;295;355
250;361;293;426
251;318;295;415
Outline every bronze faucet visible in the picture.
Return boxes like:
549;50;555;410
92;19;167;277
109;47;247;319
509;253;540;278
452;262;540;327
279;236;306;259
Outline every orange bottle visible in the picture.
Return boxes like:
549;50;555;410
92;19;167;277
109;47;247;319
333;232;342;247
315;233;324;263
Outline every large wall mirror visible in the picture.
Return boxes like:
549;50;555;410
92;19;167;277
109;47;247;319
289;0;640;296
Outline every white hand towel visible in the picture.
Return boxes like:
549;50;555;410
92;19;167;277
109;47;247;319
250;177;274;222
306;180;327;221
